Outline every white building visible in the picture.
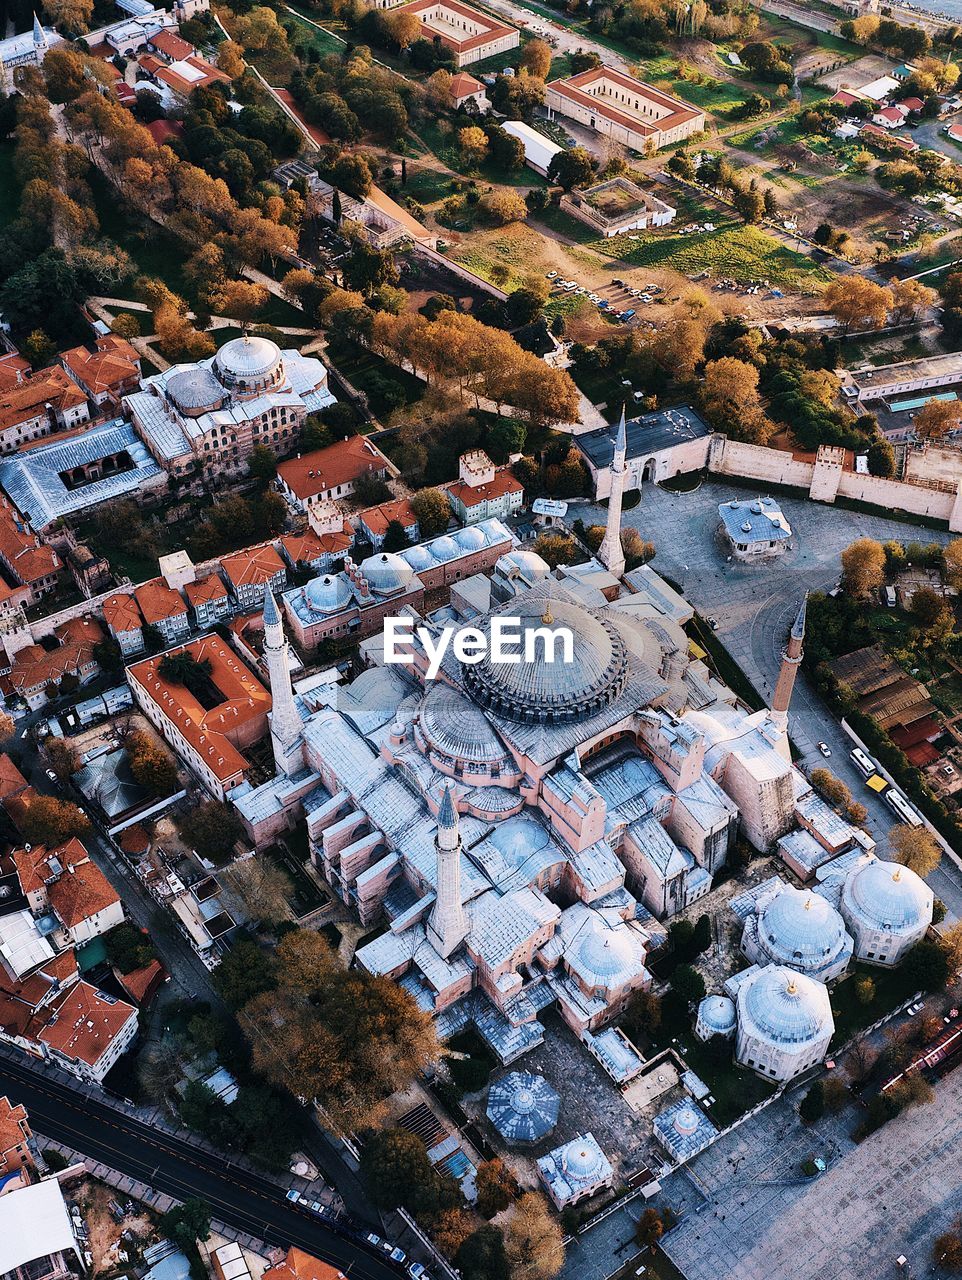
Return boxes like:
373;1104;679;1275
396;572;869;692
503;120;563;178
740;883;853;983
0;1179;84;1280
560;177;675;237
718;497;792;561
0;17;59;94
733;964;834;1082
445;450;524;525
578;405;713;498
546;66;704;153
840;856;933;966
695;993;735;1041
537;1133;613;1208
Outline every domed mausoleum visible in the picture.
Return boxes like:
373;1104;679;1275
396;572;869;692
840;857;933;966
741;885;853;983
735;964;834;1082
537;1132;613;1209
695;993;736;1042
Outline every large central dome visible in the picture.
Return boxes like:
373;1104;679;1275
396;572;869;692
462;594;629;724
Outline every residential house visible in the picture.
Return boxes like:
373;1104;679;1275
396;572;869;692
0;497;62;611
0;366;89;456
8;616;103;710
354;497;419;549
262;1248;346;1280
13;838;125;949
135;577;190;645
278;528;350;576
221;544;287;612
445;450;523;525
60;335;141;409
450;70;489;111
35;980;138;1082
102;592;146;657
184;574;232;629
0;1096;36;1184
276;437;396;513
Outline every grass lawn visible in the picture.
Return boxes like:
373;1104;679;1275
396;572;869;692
0;139;19;230
285;8;345;57
88;169;196;302
531;205;599;244
591;220;832;287
404;166;456;209
829;962;920;1046
655;1029;777;1127
326;334;425;417
414;120;544;190
448;223;553;292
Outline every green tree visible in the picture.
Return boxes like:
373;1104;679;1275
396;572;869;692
360;1128;448;1217
162;1199;211;1250
331;153;372;199
410;488;451;538
867;438;895;477
105;922;156;974
213;939;277;1009
547;146;595;191
248;444;277;486
179;799;244;864
670;964;706;1004
382;519;410;553
903;939;949;992
456;1225;511;1280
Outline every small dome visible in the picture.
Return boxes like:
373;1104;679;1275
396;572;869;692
697;994;736;1035
843;858;933;932
360;551;412;596
455;526;486;551
759;888;848;965
486;1071;559;1143
740;965;832;1047
404;544;435;572
304;573;351;614
429;535;459;562
166;368;224;414
562;1141;603;1180
673;1105;701;1136
215;334;282;380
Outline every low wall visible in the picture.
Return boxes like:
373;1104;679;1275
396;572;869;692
708;436;815;489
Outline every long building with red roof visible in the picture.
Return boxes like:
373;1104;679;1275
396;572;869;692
546;65;704;152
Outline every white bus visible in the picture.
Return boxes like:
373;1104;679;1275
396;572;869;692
850;747;877;778
884;787;923;827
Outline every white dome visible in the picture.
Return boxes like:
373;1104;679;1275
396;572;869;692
673;1105;701;1136
429;535;459;562
167;367;224;413
697;994;736;1035
843;858;933;933
215;334;282;380
740;965;832;1047
577;929;635;980
455;526;486;551
360;551;413;596
562;1140;603;1180
759;888;848;966
404;544;435;571
304;573;351;614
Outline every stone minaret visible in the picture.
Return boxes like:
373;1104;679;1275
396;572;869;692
771;595;806;733
597;406;627;581
263;586;303;777
32;13;48;49
427;785;470;960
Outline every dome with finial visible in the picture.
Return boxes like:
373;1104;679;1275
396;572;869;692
842;857;933;933
738;965;833;1047
756;887;850;973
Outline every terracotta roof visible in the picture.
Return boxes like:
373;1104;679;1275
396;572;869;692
127;633;271;784
115;957;164;1005
103;592;143;635
150;29;194;59
446;468;522;507
221;543;286;589
450;70;484;99
14;839;120;929
355;497;417;539
36;980;136;1068
153;55;230;96
280;528;351;565
119;824;150;855
0;1096;31;1159
0;754;28;802
403;0;517;54
146;118;183;144
184;574;229;606
263;1248;346;1280
13;837;88;896
277;436;392;501
0;356;31;394
135;577;188;625
0;499;60;587
9;620;102;696
116;83;137;104
0;949;79;1036
0;365;87;433
861;122;918;150
547;65;702;138
60;335;140;399
8;616;102;696
901;96;925;110
138;52;163;74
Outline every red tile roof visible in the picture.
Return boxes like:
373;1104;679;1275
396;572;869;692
36;980;136;1068
14;839;120;929
0;754;28;802
145;118;184;145
127;634;271;784
0;366;87;433
547;65;702;139
0;1095;31;1164
280;529;351;564
263;1248;345;1280
403;0;517;54
277;437;392;502
115;957;164;1005
184;574;229;606
119;824;150;855
135;577;188;625
0;356;31;394
0;499;60;587
8;616;103;696
103;592;143;635
150;29;194;59
60;335;140;399
355;497;417;539
221;544;286;589
450;71;484;99
446;468;522;508
901;96;925;111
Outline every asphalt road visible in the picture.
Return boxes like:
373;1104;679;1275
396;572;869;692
0;1056;398;1280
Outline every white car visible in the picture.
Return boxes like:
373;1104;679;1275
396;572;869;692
546;270;557;279
390;1248;408;1264
817;742;832;757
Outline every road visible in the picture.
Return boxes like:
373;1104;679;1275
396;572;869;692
0;1056;398;1280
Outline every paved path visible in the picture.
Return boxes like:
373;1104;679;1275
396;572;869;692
577;479;962;912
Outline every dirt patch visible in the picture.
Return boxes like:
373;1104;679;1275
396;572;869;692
75;1179;159;1278
817;53;897;92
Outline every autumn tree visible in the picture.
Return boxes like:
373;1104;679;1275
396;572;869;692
222;856;292;925
810;767;851;811
476;1159;519;1218
383;6;421;48
635;1207;664;1248
426;69;454;109
913;397;961;440
208;279;269;323
840;537;886;599
45;737;78;781
547;146;595;191
410;488;452;538
504;1193;565;1280
944;538;962;589
126;730;179;796
822;277;893;332
934;1233;962;1271
20;795;90;846
889;276;936;321
940;921;962;972
482;190;527;225
520;38;552;79
532;531;576;568
43;0;93;32
889;824;941;878
458;126;488;167
433;1209;475;1258
701;357;772;443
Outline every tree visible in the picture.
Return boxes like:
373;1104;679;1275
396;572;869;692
248;444;278;486
456;1226;511;1280
702;357;771;443
475;1158;519;1218
635;1207;664;1248
840;537;886;599
799;1080;824;1123
222;857;292;925
854;975;876;1005
126;730;179;797
504;1193;565;1280
162;1199;211;1250
520;39;552;79
940;921;962;972
670;964;706;1004
382;520;410;553
506;287;545;328
410;488;451;539
43;0;94;32
889;276;935;321
158;653;213;696
458;126;488;167
934;1233;962;1271
213;939;276;1009
624;988;661;1039
945;538;962;589
482;190;527;225
822;1076;849;1113
20;795;90;846
889;825;941;878
433;1209;475;1258
361;1128;446;1217
23;330;56;367
105;922;156;974
913;397;960;440
547;146;595;191
810;767;851;811
331;154;372;200
179;800;244;864
867;437;895;477
910;585;945;628
903;939;949;992
845;1035;876;1085
822;277;893;332
45;737;78;781
532;531;576;569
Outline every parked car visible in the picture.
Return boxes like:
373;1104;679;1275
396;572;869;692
817;742;832;757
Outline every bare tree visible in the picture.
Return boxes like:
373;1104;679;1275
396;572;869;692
222;856;293;925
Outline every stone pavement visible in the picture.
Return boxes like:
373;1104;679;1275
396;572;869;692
660;1063;962;1280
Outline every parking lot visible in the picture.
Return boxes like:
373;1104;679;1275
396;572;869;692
547;269;667;326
